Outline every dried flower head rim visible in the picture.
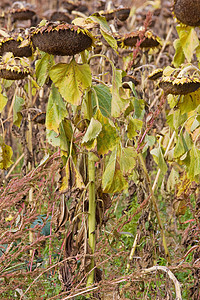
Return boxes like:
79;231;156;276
32;22;95;45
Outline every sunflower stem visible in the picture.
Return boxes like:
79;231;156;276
86;151;96;288
81;50;87;64
85;81;96;289
27;76;33;256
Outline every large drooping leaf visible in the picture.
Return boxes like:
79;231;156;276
173;39;185;68
132;98;145;119
120;147;137;174
49;58;92;106
177;25;199;62
100;28;118;53
196;44;200;68
127;116;143;139
0;84;8;113
178;90;200;114
91;84;111;117
184;131;193;150
35;51;54;86
174;131;192;159
167;94;179;109
151;146;167;174
0;135;13;169
188;145;200;181
95;109;120;155
111;68;129;117
82;117;102;150
89;14;110;31
47;119;73;154
46;84;68;133
167;109;187;130
142;135;156;153
167;167;180;192
60;156;85;192
174;136;187;158
89;14;118;53
174;134;187;159
102;147;128;193
13;95;24;127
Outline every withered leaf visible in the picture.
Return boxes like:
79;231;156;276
55;196;69;233
60;156;85;192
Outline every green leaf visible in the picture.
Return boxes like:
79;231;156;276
100;28;118;53
174;133;188;159
0;84;8;113
82;118;102;146
151;146;167;174
120;147;137;174
13;95;24;127
0;136;13;169
101;148;116;192
127;116;143;139
124;98;135;118
167;94;179;109
102;147;128;193
111;68;129;117
2;79;13;89
89;14;110;31
47;129;60;148
173;39;185;67
46;84;68;133
95;109;120;155
89;14;118;53
188;145;200;180
91;84;111;117
49;59;92;106
35;51;54;86
184;131;193;151
133;98;145;119
177;25;199;62
158;147;168;174
142;135;156;153
166;109;187;130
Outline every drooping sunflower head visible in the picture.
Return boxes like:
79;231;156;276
31;21;95;56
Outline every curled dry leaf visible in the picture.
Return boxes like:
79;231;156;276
54;196;69;233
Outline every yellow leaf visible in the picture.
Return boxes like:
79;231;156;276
49;59;92;106
0;84;8;113
5;214;14;222
0;136;13;170
95;109;120;155
177;25;199;63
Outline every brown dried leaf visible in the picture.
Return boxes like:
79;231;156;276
55;196;69;233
